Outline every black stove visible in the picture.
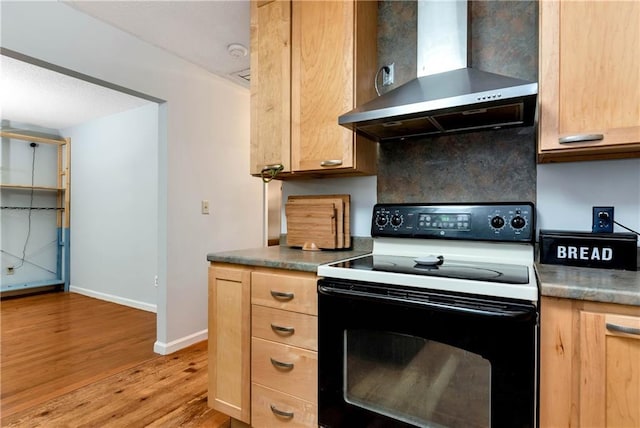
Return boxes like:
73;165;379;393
318;202;538;302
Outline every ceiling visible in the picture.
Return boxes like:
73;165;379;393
1;1;250;131
1;55;153;130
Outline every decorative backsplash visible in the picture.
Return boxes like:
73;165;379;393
376;1;538;204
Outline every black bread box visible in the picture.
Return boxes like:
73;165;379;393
539;230;638;271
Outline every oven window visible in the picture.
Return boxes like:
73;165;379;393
344;330;491;428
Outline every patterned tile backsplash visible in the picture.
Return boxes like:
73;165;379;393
376;1;538;204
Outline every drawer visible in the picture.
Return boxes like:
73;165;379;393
252;305;318;351
252;337;317;403
251;271;318;315
251;383;317;428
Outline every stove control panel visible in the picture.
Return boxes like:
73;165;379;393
371;202;535;242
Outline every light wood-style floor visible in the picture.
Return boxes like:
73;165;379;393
1;291;230;427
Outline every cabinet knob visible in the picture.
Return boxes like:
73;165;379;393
260;163;284;183
320;159;343;167
270;404;294;419
558;134;604;144
270;290;294;301
270;323;295;335
606;322;640;336
270;357;294;370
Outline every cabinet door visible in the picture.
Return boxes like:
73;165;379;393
538;1;640;160
208;264;252;423
540;297;576;427
580;311;640;427
291;0;356;172
250;0;291;175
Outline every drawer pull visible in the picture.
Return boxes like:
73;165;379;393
606;322;640;336
260;163;284;183
270;357;294;370
270;323;295;335
270;290;294;301
270;404;294;419
558;134;604;144
320;159;343;167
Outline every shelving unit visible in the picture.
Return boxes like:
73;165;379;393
1;130;71;293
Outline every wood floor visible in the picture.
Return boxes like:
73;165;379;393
0;291;230;427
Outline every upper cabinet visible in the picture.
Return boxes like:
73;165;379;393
250;0;378;180
538;0;640;162
250;0;292;177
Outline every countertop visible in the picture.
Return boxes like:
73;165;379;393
535;262;640;306
207;245;370;273
207;244;640;307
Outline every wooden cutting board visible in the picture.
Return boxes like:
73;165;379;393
287;194;350;248
285;202;337;249
287;196;344;248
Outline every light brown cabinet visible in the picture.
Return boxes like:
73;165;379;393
208;264;252;423
538;1;640;162
540;296;640;427
250;0;378;179
208;263;318;427
250;270;318;428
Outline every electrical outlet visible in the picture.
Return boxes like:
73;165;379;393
382;63;395;86
592;206;614;233
7;266;14;275
201;200;210;215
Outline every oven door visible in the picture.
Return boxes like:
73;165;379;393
318;278;538;428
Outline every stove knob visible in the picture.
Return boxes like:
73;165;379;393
375;214;389;227
391;214;403;227
490;216;505;229
511;216;526;229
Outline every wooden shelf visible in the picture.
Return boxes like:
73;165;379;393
1;129;71;292
0;184;65;191
0;131;67;145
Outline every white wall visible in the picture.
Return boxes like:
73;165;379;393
64;103;159;311
1;1;263;353
537;158;640;245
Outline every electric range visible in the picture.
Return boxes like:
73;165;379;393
318;202;539;303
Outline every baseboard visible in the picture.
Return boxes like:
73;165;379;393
69;285;157;313
153;329;208;355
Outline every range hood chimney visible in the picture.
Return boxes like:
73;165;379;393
339;1;538;142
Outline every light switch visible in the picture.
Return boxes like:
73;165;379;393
201;200;210;215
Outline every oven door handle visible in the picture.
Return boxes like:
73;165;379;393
318;285;535;319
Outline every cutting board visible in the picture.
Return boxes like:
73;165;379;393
285;202;337;249
287;194;351;248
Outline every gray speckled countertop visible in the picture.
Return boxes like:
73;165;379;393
207;241;640;307
535;261;640;306
207;245;370;273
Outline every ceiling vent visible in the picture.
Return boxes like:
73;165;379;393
228;68;250;88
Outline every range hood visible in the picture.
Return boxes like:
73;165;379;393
339;1;538;142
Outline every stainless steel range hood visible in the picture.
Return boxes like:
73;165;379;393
339;1;538;142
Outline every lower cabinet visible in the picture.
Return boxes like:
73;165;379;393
540;296;640;427
208;263;318;427
208;264;252;423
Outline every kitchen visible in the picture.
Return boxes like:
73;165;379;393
210;1;640;427
1;0;639;427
